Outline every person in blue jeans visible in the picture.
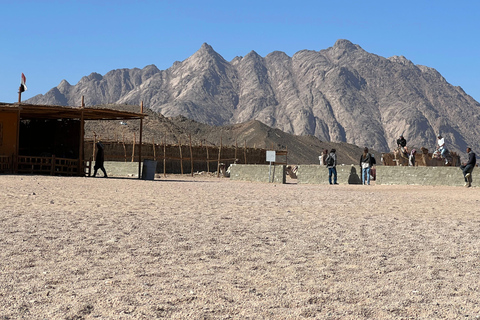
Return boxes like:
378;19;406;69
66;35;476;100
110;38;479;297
326;149;338;185
359;147;372;185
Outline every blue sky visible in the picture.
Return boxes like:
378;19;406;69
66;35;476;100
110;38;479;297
1;0;479;104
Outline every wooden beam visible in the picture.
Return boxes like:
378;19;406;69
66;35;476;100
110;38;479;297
163;133;166;177
189;134;194;177
138;101;144;179
217;136;222;177
79;108;85;176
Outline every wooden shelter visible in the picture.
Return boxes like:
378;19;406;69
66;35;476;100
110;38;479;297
0;101;145;176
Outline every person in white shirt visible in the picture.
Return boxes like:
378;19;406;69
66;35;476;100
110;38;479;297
437;134;448;164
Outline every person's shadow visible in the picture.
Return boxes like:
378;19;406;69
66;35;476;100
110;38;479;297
348;166;362;184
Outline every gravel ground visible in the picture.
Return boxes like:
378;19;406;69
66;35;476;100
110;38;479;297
1;175;479;319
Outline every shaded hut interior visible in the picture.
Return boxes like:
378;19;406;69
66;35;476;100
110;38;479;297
0;103;145;176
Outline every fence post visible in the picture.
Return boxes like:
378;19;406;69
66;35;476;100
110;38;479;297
179;140;183;175
189;134;194;177
217;137;222;177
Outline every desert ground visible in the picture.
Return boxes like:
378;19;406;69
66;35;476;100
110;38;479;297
1;174;480;319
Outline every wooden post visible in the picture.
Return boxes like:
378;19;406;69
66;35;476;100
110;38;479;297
235;138;238;162
15;80;23;173
179;140;183;175
50;155;56;176
152;137;156;161
138;101;144;179
216;136;222;177
93;132;97;161
122;132;126;162
206;145;210;172
14;106;21;173
189;134;194;177
79;103;85;176
163;134;166;177
244;140;247;164
132;132;136;162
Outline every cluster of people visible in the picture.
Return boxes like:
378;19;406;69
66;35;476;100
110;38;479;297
320;147;376;185
320;134;476;187
398;134;477;185
396;134;454;166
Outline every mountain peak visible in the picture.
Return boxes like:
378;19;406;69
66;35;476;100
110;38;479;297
244;50;262;61
58;79;71;88
197;42;217;55
333;39;358;51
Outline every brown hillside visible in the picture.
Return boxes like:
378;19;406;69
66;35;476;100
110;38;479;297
85;105;371;165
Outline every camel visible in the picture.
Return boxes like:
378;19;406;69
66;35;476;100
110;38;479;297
420;147;460;167
286;165;298;179
381;147;409;166
393;147;409;166
382;147;460;167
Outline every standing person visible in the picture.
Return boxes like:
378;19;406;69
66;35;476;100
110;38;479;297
93;142;108;177
326;149;338;185
319;149;328;165
409;149;417;166
462;147;476;188
359;147;372;185
370;153;377;180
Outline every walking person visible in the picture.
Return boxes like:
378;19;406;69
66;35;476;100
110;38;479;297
93;142;108;178
326;149;338;185
461;147;476;187
359;147;372;185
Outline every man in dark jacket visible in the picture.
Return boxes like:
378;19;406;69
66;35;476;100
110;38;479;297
397;135;407;149
462;147;476;187
93;142;108;177
396;135;408;157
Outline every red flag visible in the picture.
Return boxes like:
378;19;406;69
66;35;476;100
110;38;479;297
20;73;27;92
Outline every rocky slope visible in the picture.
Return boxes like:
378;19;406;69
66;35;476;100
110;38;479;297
84;105;367;165
27;40;480;154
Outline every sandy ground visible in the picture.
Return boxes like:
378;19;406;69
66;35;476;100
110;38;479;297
1;174;480;320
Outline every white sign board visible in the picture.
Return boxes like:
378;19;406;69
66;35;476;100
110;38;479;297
266;151;276;162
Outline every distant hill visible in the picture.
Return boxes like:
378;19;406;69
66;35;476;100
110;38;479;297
85;105;368;165
27;39;480;154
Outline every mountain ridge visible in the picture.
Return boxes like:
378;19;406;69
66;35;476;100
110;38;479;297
27;39;480;154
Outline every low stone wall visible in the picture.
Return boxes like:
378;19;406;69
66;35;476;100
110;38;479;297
229;164;286;184
375;166;476;187
296;165;363;185
294;164;476;187
99;161;140;177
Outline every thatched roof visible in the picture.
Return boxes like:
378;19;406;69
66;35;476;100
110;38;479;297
0;103;145;120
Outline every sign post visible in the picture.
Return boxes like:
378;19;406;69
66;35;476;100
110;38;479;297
266;150;276;183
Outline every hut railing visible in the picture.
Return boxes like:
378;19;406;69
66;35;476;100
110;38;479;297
17;155;81;176
0;155;12;173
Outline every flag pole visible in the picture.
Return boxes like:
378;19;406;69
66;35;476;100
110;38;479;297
18;73;27;103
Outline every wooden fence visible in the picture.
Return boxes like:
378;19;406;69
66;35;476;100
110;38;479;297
85;136;286;175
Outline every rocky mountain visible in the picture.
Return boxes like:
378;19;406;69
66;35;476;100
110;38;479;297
27;40;480;154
